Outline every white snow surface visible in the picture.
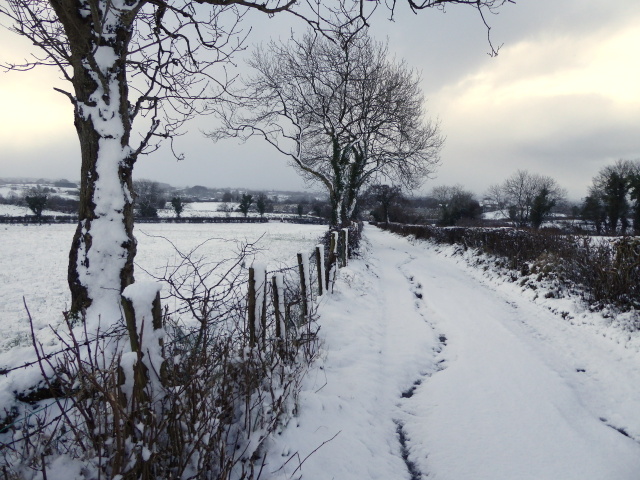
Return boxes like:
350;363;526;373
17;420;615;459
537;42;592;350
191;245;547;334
266;226;640;480
0;204;73;217
0;222;326;353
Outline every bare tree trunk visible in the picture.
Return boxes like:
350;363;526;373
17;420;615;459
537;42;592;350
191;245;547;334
330;192;344;227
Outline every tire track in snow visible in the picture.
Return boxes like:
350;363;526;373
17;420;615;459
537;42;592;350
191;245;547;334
392;251;450;480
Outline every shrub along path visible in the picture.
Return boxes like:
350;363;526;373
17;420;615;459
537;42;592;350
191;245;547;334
265;225;640;480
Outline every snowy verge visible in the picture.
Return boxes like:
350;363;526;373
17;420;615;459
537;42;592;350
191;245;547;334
426;239;640;352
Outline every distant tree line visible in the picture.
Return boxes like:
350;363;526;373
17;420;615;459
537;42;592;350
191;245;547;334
5;158;640;235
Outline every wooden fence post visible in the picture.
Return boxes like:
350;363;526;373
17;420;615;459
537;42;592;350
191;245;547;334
327;231;339;292
248;267;257;348
344;227;349;264
120;282;165;454
261;270;268;344
248;264;267;348
122;292;163;356
315;245;324;296
297;253;309;322
272;275;284;338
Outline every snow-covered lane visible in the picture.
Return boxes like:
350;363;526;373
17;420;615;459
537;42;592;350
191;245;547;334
266;228;442;480
373;227;640;480
268;226;640;480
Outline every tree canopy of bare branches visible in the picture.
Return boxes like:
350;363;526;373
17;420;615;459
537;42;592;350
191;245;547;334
0;0;512;324
210;28;443;225
487;170;566;228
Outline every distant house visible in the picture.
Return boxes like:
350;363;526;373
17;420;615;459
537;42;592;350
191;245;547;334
480;197;500;212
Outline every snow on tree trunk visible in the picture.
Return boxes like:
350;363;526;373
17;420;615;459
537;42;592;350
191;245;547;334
120;282;165;400
344;197;358;223
56;0;142;328
330;191;344;227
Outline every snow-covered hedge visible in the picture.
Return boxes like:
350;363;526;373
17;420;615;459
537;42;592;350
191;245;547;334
377;223;640;317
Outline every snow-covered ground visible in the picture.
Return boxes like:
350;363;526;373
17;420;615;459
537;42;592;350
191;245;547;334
3;223;640;478
265;225;640;479
482;209;508;220
0;204;73;217
0;222;326;353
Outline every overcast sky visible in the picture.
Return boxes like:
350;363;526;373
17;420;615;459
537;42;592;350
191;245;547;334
1;0;639;201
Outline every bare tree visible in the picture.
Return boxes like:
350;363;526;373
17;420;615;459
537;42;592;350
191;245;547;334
0;0;511;324
211;28;443;226
255;193;272;217
170;196;185;218
491;170;566;228
24;186;48;218
238;193;253;217
363;184;404;223
133;179;165;217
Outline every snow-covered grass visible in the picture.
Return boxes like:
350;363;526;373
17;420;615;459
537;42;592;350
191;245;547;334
0;222;326;354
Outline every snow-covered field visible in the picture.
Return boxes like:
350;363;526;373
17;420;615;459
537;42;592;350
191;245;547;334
157;201;320;220
0;184;79;202
0;222;326;353
0;204;73;217
264;226;640;479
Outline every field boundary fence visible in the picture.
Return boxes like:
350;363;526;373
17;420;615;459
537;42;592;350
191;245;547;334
245;225;353;350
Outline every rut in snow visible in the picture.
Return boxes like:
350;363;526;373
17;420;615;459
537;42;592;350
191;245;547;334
394;267;450;479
